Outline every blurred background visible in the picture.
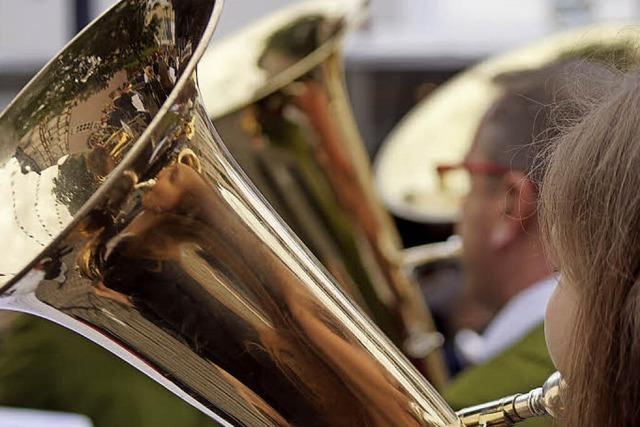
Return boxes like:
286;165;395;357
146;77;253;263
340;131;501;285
1;0;638;155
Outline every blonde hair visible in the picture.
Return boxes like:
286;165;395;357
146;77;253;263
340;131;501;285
540;68;640;426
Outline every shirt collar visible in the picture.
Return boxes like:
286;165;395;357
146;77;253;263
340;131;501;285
455;275;558;365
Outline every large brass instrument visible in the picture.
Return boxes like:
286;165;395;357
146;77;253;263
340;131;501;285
0;0;458;425
197;0;448;386
0;0;577;425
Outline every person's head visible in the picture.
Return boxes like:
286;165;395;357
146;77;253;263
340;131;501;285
541;69;640;426
457;60;576;311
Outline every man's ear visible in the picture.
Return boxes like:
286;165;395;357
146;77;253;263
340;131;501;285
489;171;537;249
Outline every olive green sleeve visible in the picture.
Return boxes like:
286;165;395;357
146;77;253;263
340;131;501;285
0;315;218;427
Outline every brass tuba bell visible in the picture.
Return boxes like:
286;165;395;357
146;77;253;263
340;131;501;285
0;0;456;425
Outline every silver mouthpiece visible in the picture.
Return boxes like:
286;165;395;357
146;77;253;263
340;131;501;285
456;371;565;426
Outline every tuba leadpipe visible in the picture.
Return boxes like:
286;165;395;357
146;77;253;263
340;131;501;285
456;371;565;426
0;0;458;426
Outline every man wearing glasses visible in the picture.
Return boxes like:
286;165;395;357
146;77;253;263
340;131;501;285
439;59;586;423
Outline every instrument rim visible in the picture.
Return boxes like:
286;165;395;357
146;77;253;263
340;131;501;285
202;0;367;119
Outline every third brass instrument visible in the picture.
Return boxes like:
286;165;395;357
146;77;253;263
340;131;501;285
375;22;640;224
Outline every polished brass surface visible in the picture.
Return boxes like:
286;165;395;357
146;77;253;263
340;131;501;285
0;0;458;425
456;371;565;426
198;0;448;387
375;23;640;224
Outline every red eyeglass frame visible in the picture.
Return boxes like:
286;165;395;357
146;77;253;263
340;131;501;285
434;162;512;193
435;161;511;179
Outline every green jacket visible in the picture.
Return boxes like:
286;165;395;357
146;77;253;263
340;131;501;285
1;315;556;427
443;323;556;427
0;315;218;427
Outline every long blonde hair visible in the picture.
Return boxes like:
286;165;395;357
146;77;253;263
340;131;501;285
540;68;640;426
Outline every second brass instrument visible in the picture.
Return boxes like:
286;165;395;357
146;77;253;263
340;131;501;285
199;0;448;386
